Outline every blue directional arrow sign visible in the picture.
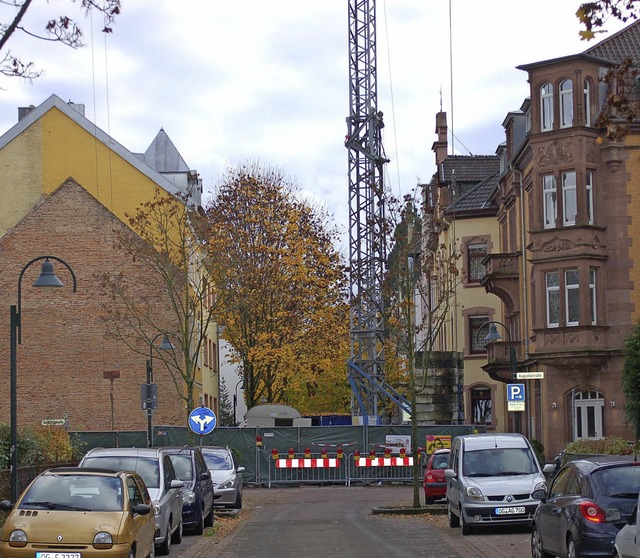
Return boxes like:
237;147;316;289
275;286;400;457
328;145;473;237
188;407;216;435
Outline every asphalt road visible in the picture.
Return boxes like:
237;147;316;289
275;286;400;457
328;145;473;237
175;485;534;558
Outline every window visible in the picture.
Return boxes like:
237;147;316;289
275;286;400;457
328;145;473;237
586;171;593;224
467;242;487;283
565;269;579;325
541;83;554;131
469;315;490;354
584;79;592;126
543;175;557;228
589;268;597;324
560;79;573;128
470;386;492;425
562;171;577;226
546;271;560;327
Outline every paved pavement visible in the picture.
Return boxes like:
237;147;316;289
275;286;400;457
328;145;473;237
174;485;533;558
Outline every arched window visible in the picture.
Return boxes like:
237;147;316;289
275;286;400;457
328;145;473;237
560;79;573;128
540;83;554;131
583;79;592;126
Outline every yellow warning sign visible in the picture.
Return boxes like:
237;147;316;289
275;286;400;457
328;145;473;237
426;435;452;453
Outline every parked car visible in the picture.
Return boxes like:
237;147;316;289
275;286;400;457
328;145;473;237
0;466;154;558
531;460;640;558
79;447;184;555
165;447;215;534
423;448;450;505
614;506;637;558
201;446;245;509
445;433;547;535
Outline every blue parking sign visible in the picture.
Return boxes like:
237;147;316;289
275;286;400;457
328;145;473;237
507;384;525;401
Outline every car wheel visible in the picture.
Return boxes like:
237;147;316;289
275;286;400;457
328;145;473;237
157;521;171;556
234;491;243;510
147;544;155;558
171;519;182;545
460;510;473;536
192;508;204;536
128;548;135;558
204;505;214;528
567;537;578;558
531;524;553;558
425;496;434;505
448;502;460;528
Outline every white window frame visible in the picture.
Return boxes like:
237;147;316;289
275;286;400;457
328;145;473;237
565;269;579;326
543;175;557;229
541;83;554;131
546;271;560;327
562;171;577;226
584;79;591;127
586;171;593;225
589;268;597;325
560;79;573;128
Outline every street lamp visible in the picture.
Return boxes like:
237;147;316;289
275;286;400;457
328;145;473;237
477;320;519;433
10;256;76;502
145;333;174;447
233;379;244;427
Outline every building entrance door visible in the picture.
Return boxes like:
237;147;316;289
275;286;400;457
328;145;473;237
573;390;604;440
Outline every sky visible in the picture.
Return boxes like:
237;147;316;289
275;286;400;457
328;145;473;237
0;1;629;253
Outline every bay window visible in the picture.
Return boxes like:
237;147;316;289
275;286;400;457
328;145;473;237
562;171;577;226
543;175;557;229
560;79;574;128
541;83;554;131
546;271;560;327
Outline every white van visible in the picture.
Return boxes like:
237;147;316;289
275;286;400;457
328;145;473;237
444;433;547;535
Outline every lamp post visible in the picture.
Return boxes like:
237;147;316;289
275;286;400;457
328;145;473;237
477;320;520;433
145;334;174;447
233;379;244;427
10;256;76;502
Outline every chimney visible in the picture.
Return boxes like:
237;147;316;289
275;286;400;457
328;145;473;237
18;105;36;121
432;111;448;166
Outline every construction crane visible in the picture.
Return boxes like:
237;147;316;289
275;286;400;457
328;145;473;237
345;0;410;423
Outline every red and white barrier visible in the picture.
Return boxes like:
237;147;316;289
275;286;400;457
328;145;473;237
356;457;413;467
276;458;339;469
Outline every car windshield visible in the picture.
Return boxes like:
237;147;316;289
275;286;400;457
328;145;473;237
81;456;160;489
169;454;193;481
592;465;640;498
463;448;538;476
203;452;233;470
20;474;123;511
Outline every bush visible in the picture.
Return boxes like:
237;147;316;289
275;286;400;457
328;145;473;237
564;436;634;455
530;438;546;465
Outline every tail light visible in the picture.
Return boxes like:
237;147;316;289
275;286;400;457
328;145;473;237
578;501;606;523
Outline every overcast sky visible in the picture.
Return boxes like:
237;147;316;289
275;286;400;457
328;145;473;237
0;1;628;251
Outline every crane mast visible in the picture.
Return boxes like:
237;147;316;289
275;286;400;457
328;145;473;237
345;0;389;423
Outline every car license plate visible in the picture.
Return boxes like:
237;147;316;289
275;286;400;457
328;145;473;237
36;553;81;558
495;506;525;515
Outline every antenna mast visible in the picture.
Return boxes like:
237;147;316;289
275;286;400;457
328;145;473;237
345;0;389;422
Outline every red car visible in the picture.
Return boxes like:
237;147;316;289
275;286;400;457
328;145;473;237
423;448;450;504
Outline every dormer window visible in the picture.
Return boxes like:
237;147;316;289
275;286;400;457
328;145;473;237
541;83;554;131
560;79;573;128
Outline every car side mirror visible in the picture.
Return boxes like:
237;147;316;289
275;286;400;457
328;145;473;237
237;466;246;473
532;488;547;501
170;479;184;489
444;468;456;480
201;471;211;480
0;499;14;511
132;503;152;516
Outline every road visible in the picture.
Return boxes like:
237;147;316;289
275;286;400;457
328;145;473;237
175;485;534;558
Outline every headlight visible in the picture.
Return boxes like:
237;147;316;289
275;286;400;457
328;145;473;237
154;503;161;516
534;481;547;492
93;532;113;548
9;529;27;547
465;486;484;501
218;480;234;490
183;491;196;504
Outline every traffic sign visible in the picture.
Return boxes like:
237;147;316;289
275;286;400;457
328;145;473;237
507;383;525;401
517;371;544;380
188;407;216;435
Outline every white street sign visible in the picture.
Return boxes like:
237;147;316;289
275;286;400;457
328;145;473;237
517;372;544;379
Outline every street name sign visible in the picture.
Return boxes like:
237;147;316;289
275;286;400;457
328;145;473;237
517;372;544;380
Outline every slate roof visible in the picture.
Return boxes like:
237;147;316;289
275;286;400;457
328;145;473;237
440;155;500;184
583;19;640;63
445;172;499;215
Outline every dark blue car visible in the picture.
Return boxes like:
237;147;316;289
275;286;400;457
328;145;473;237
166;447;215;534
531;460;640;558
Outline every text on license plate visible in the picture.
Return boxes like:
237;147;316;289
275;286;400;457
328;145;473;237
495;506;525;515
36;553;81;558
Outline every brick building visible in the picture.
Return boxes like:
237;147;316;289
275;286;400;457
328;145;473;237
0;95;219;433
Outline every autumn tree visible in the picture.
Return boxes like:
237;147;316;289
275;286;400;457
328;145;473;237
577;1;639;40
384;189;462;508
205;163;350;414
0;0;120;80
101;191;217;430
622;320;640;440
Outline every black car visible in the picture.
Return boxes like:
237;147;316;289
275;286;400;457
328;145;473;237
531;460;640;558
165;447;215;535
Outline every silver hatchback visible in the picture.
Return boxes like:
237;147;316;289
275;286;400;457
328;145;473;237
201;446;245;509
79;447;184;555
